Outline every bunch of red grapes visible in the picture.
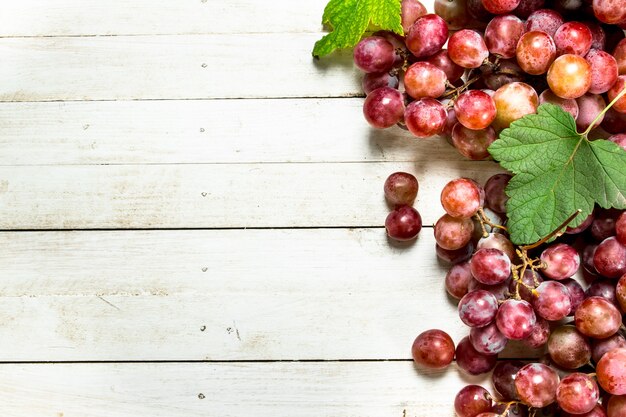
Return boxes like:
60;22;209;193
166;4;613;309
355;0;626;158
386;171;626;416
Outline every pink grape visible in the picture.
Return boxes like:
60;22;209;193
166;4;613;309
470;321;508;354
363;87;405;128
540;243;580;280
547;54;592;99
484;14;524;59
597;348;626;395
440;178;483;219
411;329;455;369
454;90;497;130
587;22;607;50
576;93;606;131
383;172;418;206
451;123;497;160
448;29;490;69
434;214;474;250
404;98;447;138
492;360;524;400
608;396;626;417
404;62;447;99
492;82;539;130
426;49;465;83
455;336;497;375
532;281;572;321
477;233;515;261
445;261;473;299
401;0;428;33
591;210;617;241
575;296;622;339
539;89;579;119
562;405;607;417
514;363;560;408
513;0;545;17
609;134;626;151
471;248;511;285
594;237;626;278
607;75;626;114
496;299;536;340
362;72;399;95
406;14;449;59
556;373;599;415
353;36;398;73
434;0;470;29
592;0;626;24
522;316;550;348
586;279;619;307
525;9;564;37
385;205;422;241
482;0;521;14
458;289;499;327
548;325;591;369
592;333;626;363
454;385;493;417
553;21;593;56
586;49;619;95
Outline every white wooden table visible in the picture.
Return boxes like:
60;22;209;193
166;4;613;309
0;1;510;415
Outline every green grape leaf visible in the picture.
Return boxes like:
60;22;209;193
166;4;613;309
488;103;626;245
312;0;403;58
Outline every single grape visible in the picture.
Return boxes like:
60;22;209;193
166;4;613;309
363;87;405;128
522;316;550;348
533;281;572;321
483;59;524;90
597;348;626;395
426;49;465;83
615;39;626;75
547;54;592;99
401;0;428;33
561;278;584;315
525;9;564;37
496;299;536;340
436;242;474;264
617;212;626;245
492;360;525;400
353;36;398;73
484;14;524;59
539;89;579;119
515;363;560;408
384;172;418;206
586;22;606;51
540;243;580;280
454;385;493;417
454;90;497;130
608;75;626;114
575;296;622;339
576;93;606;131
553;21;593;56
406;14;449;59
556;373;599;415
451;123;497;160
411;329;455;368
592;333;626;363
404;98;447;138
435;0;470;29
455;336;497;375
482;0;521;14
515;31;556;75
608;396;626;417
448;29;490;69
483;173;511;215
446;261;473;299
591;210;617;242
459;289;499;327
586;49;619;95
471;248;512;285
362;72;400;95
385;206;422;241
547;325;591;369
440;178;483;219
404;62;447;99
492;82;539;130
586;279;619;307
592;0;626;24
434;214;475;250
470;321;508;354
477;233;515;261
593;237;626;278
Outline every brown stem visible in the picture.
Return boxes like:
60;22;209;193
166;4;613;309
521;210;582;251
441;75;482;99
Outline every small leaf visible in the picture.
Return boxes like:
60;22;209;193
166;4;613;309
489;103;626;245
312;0;403;58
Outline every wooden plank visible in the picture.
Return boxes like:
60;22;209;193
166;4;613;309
0;229;535;361
0;0;331;37
0;362;483;417
0;99;462;165
0;162;503;229
0;34;360;102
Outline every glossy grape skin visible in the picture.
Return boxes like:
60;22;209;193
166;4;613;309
353;37;397;73
406;14;449;59
615;39;626;76
362;72;399;95
591;211;617;242
459;290;499;327
454;90;497;130
561;278;584;315
411;329;455;368
384;172;418;207
477;233;515;261
539;89;579;119
401;0;428;33
586;49;619;95
597;348;626;395
592;0;626;24
451;124;497;160
437;242;474;264
515;31;557;75
515;363;560;408
547;54;592;99
617;213;626;245
522;316;550;348
492;82;539;130
513;0;544;17
482;0;521;14
575;296;622;339
563;404;608;417
456;336;497;375
440;178;482;219
426;49;465;83
592;333;626;363
435;0;469;29
608;76;626;114
470;321;508;354
586;279;619;308
556;373;600;415
554;22;593;56
492;360;524;400
454;385;493;417
548;325;591;369
576;93;606;131
594;237;626;278
434;214;474;251
525;9;564;37
448;29;490;69
533;281;572;321
496;299;536;340
484;15;524;59
446;261;473;299
385;206;422;241
404;62;447;99
483;59;523;90
363;87;405;128
471;248;512;285
540;243;580;280
404;98;447;138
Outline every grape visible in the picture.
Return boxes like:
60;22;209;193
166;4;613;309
477;233;515;261
586;279;619;307
547;54;592;99
442;102;458;138
451;123;497;160
586;49;619;95
533;281;572;321
484;14;524;59
608;75;626;114
455;336;497;375
406;14;449;59
522;316;550;348
492;82;539;130
384;172;419;206
540;243;580;280
401;0;428;33
566;211;594;234
492;360;525;400
562;405;608;417
514;363;560;408
354;36;398;73
483;173;511;215
539;89;579;119
556;373;600;415
496;299;536;340
608;396;626;417
603;108;626;134
515;31;557;75
446;261;473;299
363;87;405;128
404;98;447;138
513;0;545;17
467;0;494;21
553;21;593;56
426;49;465;83
583;244;599;275
454;90;497;130
434;0;470;29
597;348;626;395
362;72;400;95
448;29;490;69
610;134;626;151
404;62;447;99
575;296;622;339
471;248;512;285
441;178;483;219
615;39;626;75
510;269;542;302
616;273;626;311
470;321;508;354
482;0;521;14
525;9;564;37
385;205;422;241
411;329;455;369
561;278;584;315
592;0;626;24
437;242;474;264
469;277;511;302
454;385;493;417
434;214;474;250
592;333;626;363
547;325;591;369
576;93;606;131
482;59;524;91
594;237;626;278
591;211;617;241
459;289;499;327
618;213;626;245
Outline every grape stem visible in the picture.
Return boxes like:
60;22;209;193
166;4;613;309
581;84;626;137
475;208;508;238
441;75;481;100
521;209;582;251
496;400;520;417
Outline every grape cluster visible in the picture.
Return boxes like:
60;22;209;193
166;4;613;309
410;174;626;416
355;0;626;159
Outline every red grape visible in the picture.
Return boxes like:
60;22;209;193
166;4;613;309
441;178;483;219
515;31;557;75
451;123;497;160
448;29;490;69
525;9;564;37
492;82;539;130
592;333;626;363
492;360;524;400
484;14;524;59
362;72;400;95
470;321;508;354
553;21;593;56
607;75;626;114
556;373;599;415
547;325;591;369
532;280;572;321
454;385;493;417
539;89;579;119
616;212;626;245
404;62;447;99
385;205;422;241
406;14;449;59
594;237;626;278
482;0;521;15
384;172;418;206
401;0;428;33
522;316;550;348
426;49;465;83
547;54;592;99
477;233;515;261
540;243;580;280
455;336;497;375
435;214;474;250
586;49;619;95
471;248;512;285
597;348;626;395
405;98;447;138
592;0;626;24
411;329;455;369
515;363;560;408
363;87;405;128
496;299;536;339
454;90;497;130
576;93;606;131
435;0;470;29
445;261;473;299
354;36;398;73
607;396;626;417
575;296;622;339
459;289;499;327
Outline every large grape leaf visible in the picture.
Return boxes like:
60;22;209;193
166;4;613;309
489;103;626;245
312;0;403;58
